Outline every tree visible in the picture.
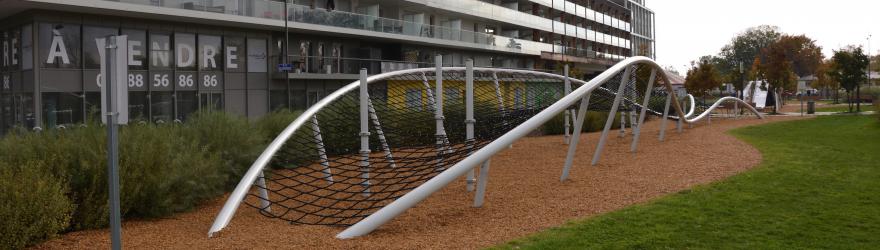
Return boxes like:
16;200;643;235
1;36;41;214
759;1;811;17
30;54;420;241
770;35;824;77
812;59;840;102
749;57;765;83
684;59;723;97
829;46;869;112
718;25;782;91
762;38;800;96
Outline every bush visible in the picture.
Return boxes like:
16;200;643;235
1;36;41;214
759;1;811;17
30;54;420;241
0;112;263;232
254;109;304;142
182;111;266;187
0;161;73;249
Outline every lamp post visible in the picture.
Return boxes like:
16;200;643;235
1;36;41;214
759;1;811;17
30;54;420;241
860;35;871;112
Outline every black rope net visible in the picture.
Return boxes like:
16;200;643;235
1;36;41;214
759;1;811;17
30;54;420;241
242;65;668;227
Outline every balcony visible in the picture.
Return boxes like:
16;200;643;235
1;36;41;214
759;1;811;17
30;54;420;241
103;0;625;62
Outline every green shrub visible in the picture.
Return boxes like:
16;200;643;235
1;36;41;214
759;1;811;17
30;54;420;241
182;111;265;187
254;109;304;140
0;161;73;249
118;123;226;218
0;113;251;231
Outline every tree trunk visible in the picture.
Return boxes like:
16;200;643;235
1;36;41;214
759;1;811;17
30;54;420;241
848;91;853;113
856;84;861;112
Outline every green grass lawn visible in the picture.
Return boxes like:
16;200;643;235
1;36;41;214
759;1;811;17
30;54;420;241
814;104;875;113
495;116;880;249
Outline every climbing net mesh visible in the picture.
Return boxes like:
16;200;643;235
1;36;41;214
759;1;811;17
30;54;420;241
243;65;672;226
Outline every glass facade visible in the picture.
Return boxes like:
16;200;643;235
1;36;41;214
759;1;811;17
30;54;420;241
0;19;279;133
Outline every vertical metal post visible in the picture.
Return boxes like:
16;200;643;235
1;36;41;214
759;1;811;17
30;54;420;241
284;0;291;108
256;172;272;212
493;72;505;112
472;159;491;207
659;94;671;141
104;36;122;250
563;64;572;145
631;69;656;152
434;55;451;172
311;115;333;182
359;69;371;196
464;59;476;192
367;100;396;168
618;110;626;138
592;66;632;166
677;97;684;133
561;93;591;181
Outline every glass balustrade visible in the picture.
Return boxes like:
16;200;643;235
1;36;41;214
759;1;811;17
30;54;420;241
104;0;625;61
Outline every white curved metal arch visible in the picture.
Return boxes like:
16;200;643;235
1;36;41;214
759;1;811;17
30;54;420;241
208;56;762;238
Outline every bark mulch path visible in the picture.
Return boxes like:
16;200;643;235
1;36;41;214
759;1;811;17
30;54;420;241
33;115;803;250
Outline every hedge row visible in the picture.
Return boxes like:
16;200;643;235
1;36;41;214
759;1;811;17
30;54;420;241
0;110;300;249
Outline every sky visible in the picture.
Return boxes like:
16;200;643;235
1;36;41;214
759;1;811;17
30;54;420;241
646;0;880;75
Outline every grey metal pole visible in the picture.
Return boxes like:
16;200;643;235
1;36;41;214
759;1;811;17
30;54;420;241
104;36;122;250
561;93;591;181
677;97;684;133
433;56;449;172
592;66;633;166
465;59;476;192
311;115;333;182
255;172;272;212
284;0;291;108
472;159;491;207
631;69;656;152
367;99;396;168
359;69;371;196
658;94;671;141
563;64;572;145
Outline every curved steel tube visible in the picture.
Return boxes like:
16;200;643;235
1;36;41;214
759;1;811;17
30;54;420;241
208;56;763;238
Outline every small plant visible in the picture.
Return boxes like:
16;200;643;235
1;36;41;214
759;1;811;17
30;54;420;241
0;161;73;249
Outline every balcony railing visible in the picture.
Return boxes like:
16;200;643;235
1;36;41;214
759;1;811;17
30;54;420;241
107;0;626;62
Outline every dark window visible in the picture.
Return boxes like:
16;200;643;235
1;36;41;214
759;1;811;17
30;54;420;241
199;34;222;71
150;91;173;123
174;33;196;71
39;23;81;69
129;91;149;122
224;36;245;72
122;29;147;70
82;26;118;69
150;33;173;70
41;92;83;128
176;90;198;121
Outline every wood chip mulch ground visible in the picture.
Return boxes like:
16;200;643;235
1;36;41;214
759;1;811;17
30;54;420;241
33;115;803;250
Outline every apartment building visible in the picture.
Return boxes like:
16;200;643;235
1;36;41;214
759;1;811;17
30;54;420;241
0;0;654;133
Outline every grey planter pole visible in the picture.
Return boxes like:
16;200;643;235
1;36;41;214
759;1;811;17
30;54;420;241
359;69;371;196
465;59;476;192
592;66;633;166
311;115;333;182
564;64;572;145
561;93;592;181
659;94;671;141
631;69;657;152
367;99;396;168
103;36;122;250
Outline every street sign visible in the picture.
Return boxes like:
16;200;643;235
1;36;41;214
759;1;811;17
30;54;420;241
98;36;129;125
277;63;293;72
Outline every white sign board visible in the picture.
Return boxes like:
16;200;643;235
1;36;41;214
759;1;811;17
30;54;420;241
98;36;129;124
